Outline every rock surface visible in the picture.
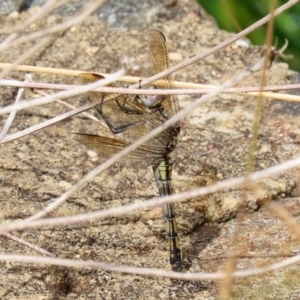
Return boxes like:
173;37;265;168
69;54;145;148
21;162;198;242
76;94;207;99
1;0;300;299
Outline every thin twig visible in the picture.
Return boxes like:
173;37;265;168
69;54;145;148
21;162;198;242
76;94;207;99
0;0;299;286
1;77;300;94
0;0;67;35
2;233;55;257
0;78;26;141
0;69;125;115
0;1;297;99
265;201;300;241
134;0;300;89
0;0;66;61
0;35;56;80
246;0;277;174
35;89;102;124
0;55;291;231
0;253;300;280
0;0;296;89
0;0;107;52
0;104;101;144
219;259;237;300
1;153;300;234
21;56;268;222
1;79;300;118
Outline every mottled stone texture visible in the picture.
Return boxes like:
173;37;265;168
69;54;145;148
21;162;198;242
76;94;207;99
1;0;300;299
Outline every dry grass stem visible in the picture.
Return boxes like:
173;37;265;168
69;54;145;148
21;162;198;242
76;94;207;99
35;89;102;124
1;1;300;293
0;0;107;52
1;76;300;99
2;233;55;257
265;201;300;241
246;0;278;174
0;35;56;79
0;54;266;225
219;259;237;300
1;152;300;235
0;252;300;281
0;0;68;35
0;69;125;115
134;0;299;89
0;80;25;141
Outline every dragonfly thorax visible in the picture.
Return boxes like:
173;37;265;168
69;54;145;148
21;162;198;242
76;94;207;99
165;124;180;153
166;138;177;153
172;125;180;136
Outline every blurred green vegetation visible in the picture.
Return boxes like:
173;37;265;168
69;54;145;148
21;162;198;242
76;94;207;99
197;0;300;71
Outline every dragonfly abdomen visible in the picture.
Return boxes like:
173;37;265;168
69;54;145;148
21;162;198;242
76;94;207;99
152;157;182;271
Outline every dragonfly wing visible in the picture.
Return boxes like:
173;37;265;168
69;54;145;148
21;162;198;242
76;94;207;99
75;133;130;157
75;133;166;167
76;29;180;166
145;29;180;118
79;73;152;134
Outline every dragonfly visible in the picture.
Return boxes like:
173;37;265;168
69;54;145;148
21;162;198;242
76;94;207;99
75;29;182;271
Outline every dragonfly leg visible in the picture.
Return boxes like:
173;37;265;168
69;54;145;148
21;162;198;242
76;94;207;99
96;97;143;134
116;96;145;115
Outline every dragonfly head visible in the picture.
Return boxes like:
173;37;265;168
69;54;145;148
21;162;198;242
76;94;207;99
136;94;165;108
